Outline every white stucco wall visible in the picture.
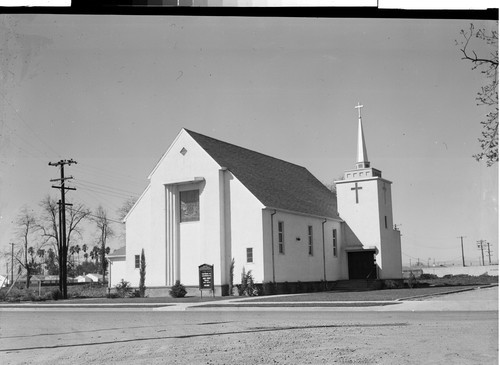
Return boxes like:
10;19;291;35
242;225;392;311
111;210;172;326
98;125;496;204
261;209;346;283
336;177;402;279
108;257;126;288
226;173;265;284
126;129;267;290
125;185;152;287
147;130;227;287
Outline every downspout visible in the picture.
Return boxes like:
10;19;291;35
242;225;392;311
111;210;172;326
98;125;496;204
270;210;277;283
322;218;327;284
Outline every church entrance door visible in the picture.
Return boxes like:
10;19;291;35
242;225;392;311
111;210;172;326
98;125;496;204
347;251;377;279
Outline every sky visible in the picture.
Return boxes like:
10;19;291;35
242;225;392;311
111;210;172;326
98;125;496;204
0;13;497;272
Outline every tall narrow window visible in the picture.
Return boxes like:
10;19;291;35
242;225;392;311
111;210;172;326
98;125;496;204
278;221;285;254
332;229;337;257
308;225;313;255
135;255;140;268
246;248;253;263
384;216;388;229
180;190;200;222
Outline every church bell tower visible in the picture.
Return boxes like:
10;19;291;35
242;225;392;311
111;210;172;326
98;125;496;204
335;103;402;280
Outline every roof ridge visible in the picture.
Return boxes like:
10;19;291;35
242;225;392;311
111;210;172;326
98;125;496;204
184;128;308;171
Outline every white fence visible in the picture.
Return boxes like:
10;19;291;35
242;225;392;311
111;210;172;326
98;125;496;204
421;265;498;277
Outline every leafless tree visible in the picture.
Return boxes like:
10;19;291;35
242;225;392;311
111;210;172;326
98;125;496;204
14;207;39;288
458;23;498;166
38;195;90;288
94;205;114;282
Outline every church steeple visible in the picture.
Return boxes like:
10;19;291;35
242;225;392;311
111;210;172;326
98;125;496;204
355;102;370;169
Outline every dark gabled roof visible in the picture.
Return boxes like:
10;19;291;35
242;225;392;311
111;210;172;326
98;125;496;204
185;129;338;218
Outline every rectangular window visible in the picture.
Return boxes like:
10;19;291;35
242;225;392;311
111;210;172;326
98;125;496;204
246;248;253;263
308;225;313;255
332;229;337;257
278;221;284;254
180;189;200;222
135;255;140;269
385;216;388;229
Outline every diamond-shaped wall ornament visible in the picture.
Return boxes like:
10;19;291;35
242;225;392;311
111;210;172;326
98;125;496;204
180;147;187;156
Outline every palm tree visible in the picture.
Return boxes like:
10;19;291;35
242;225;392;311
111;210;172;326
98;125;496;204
75;244;81;265
82;244;88;261
69;246;76;266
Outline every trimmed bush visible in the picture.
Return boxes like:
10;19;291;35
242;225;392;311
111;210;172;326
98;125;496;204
263;281;276;296
169;280;187;298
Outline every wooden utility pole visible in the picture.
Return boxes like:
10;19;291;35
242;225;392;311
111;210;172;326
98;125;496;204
457;236;466;267
486;241;492;265
49;159;77;299
10;242;14;285
477;240;485;266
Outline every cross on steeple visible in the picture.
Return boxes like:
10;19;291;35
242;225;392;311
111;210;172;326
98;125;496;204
351;182;362;204
355;102;363;119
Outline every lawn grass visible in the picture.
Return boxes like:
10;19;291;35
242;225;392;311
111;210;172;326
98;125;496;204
2;276;497;304
239;285;494;303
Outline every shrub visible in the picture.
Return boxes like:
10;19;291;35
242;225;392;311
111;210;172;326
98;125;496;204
106;292;121;299
229;258;235;296
49;289;62;300
296;281;304;293
69;284;107;298
239;268;257;296
139;249;146;298
169;280;187;298
115;279;133;298
383;280;402;289
420;273;438;280
263;281;276;296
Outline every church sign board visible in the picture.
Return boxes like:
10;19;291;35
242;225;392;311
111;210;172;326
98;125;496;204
198;264;214;297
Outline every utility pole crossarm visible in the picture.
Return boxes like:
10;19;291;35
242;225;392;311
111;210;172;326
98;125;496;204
49;158;77;299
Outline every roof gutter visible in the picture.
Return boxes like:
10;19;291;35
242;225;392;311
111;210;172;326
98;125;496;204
264;206;343;222
322;218;327;284
270;209;277;283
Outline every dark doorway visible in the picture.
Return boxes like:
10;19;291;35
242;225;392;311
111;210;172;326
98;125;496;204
348;251;377;279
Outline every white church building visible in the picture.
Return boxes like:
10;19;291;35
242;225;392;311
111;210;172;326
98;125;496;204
121;109;402;296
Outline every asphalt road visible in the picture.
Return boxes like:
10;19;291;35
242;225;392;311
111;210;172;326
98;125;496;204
0;287;498;364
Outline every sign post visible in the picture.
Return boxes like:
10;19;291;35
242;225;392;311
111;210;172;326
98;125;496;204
198;264;214;299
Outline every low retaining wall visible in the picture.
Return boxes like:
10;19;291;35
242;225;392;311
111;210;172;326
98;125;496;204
422;265;498;277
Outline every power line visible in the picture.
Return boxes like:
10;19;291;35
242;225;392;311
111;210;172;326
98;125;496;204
78;162;145;185
2;94;61;158
74;178;140;196
72;181;138;200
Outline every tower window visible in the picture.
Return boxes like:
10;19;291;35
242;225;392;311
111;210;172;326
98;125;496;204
308;225;313;255
332;229;338;257
278;221;285;254
385;216;388;229
135;255;140;269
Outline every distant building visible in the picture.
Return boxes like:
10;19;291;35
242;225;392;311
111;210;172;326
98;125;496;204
108;247;126;287
75;275;92;283
85;273;103;283
0;275;7;287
